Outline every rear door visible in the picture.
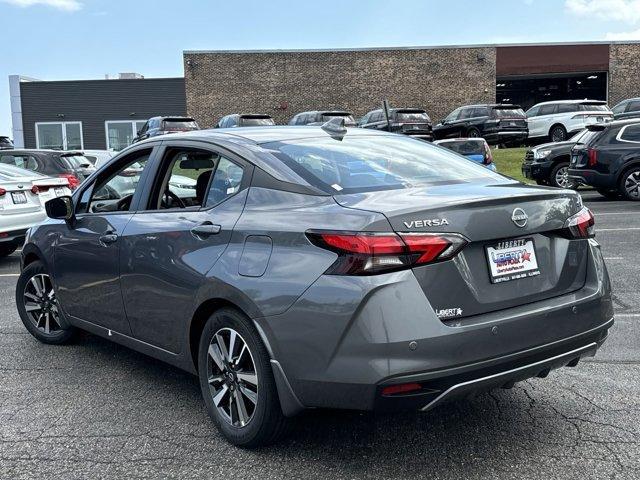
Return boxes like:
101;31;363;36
119;141;252;353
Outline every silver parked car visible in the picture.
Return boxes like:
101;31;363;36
16;125;613;447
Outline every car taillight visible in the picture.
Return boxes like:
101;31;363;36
564;207;595;239
31;185;50;194
0;187;6;196
484;143;493;165
58;174;80;190
306;231;468;275
587;148;598;167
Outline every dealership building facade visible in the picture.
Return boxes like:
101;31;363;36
184;41;640;128
9;41;640;149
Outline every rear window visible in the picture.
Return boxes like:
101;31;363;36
579;104;609;112
163;120;199;131
263;135;500;194
492;108;526;118
395;110;430;122
242;117;275;126
438;140;485;156
60;155;92;169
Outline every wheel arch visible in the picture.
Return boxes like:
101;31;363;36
548;123;567;137
20;243;47;271
615;159;640;184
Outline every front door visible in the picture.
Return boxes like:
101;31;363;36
119;143;251;353
54;147;156;334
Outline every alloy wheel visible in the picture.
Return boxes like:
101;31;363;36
207;327;258;427
624;171;640;199
555;166;574;188
552;127;566;142
22;274;62;334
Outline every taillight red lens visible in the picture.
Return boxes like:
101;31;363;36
484;142;493;165
381;383;422;396
587;148;598;167
58;174;79;190
30;185;51;194
306;231;468;275
564;207;595;239
0;187;6;196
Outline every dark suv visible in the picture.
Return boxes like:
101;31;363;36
216;114;275;128
358;108;433;140
612;98;640;121
433;104;528;145
288;110;357;126
0;149;95;189
133;116;199;143
0;136;13;150
568;119;640;200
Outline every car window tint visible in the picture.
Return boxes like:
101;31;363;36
539;104;557;115
81;151;150;214
558;104;579;113
149;148;216;210
628;101;640;112
205;158;244;207
620;124;640;142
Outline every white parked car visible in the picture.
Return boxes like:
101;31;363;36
0;164;70;257
526;100;613;142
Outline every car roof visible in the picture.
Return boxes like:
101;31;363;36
0;149;84;155
533;99;607;106
140;125;394;146
293;110;353;116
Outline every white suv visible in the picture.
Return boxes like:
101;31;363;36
526;100;613;142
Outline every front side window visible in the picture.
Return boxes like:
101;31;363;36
79;151;151;213
36;122;83;150
264;135;501;194
206;158;244;207
538;104;557;116
445;108;461;122
526;106;540;117
627;100;640;112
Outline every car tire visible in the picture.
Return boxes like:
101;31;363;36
198;307;290;447
16;260;77;345
0;243;18;258
597;188;620;199
618;166;640;201
549;162;578;189
550;125;567;142
467;127;481;138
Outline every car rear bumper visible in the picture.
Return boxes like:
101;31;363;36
259;238;613;413
0;227;28;245
568;168;616;189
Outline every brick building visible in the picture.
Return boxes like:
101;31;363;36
183;41;640;127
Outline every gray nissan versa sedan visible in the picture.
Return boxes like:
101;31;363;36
16;121;613;447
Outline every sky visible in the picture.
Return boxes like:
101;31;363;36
2;0;640;137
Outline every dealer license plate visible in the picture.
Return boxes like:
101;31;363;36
486;238;540;284
11;192;27;204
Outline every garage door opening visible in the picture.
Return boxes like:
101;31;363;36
496;72;607;111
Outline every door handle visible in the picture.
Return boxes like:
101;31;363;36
191;222;221;238
99;232;118;245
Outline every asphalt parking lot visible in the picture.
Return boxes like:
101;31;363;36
0;191;638;480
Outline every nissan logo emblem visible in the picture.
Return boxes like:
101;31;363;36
511;208;528;228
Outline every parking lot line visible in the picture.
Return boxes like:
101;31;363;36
0;273;19;277
596;227;640;232
595;212;640;216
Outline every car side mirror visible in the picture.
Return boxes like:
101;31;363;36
45;196;75;223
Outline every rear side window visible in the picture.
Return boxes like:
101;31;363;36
558;104;579;113
264;135;500;194
619;124;640;143
538;104;558;116
59;155;91;169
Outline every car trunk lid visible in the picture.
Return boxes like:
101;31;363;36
334;181;588;319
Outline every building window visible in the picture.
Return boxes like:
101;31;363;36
105;120;147;151
35;122;83;150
